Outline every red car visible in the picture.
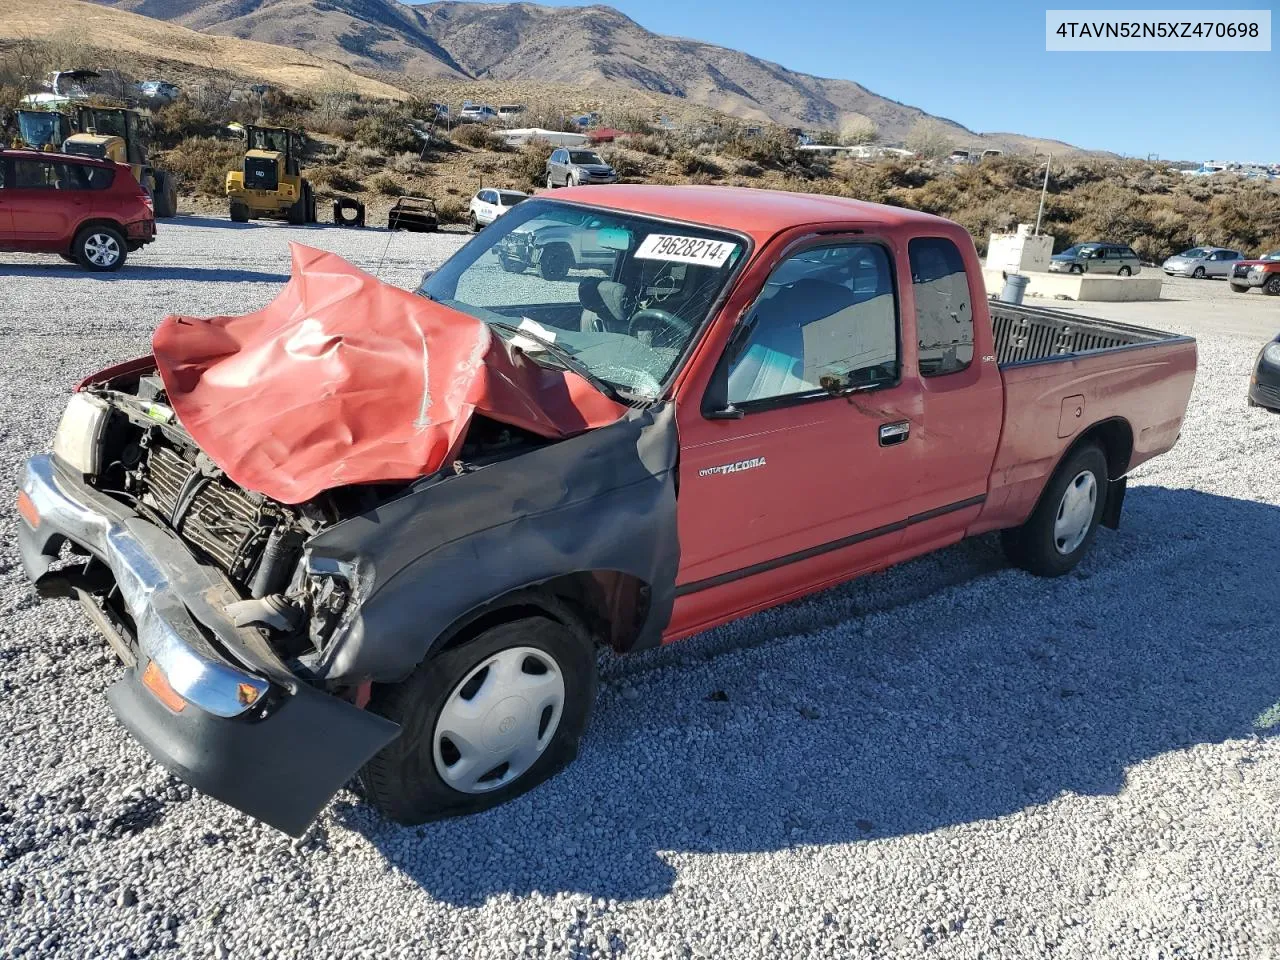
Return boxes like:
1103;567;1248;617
0;148;155;271
17;187;1196;835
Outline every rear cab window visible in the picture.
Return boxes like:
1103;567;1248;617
908;237;974;377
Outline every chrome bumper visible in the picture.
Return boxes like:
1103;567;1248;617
18;453;270;717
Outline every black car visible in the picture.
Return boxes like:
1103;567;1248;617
1248;333;1280;411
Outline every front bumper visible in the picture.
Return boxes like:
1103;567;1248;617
1231;270;1271;288
16;454;398;835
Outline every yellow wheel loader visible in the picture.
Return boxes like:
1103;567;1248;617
224;124;316;224
60;106;179;217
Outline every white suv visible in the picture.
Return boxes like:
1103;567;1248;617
467;188;528;231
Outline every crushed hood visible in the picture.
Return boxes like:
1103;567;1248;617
152;244;626;504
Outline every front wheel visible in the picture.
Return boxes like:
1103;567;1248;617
1266;275;1280;296
1069;264;1083;274
359;616;596;824
72;225;127;272
499;256;525;274
1001;444;1108;577
546;173;556;190
469;213;480;233
1192;266;1206;279
1118;266;1132;277
538;244;573;281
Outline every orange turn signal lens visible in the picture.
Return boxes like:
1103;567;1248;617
142;661;187;713
16;490;39;528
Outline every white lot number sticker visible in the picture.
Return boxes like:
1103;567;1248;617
635;234;737;268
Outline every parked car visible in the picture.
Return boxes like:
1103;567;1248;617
16;186;1196;836
1049;242;1142;276
545;148;617;188
1249;332;1280;410
1162;246;1247;278
496;104;524;120
493;207;619;278
467;188;527;231
459;103;497;123
137;80;180;104
387;196;438;232
1229;249;1280;295
0;148;155;271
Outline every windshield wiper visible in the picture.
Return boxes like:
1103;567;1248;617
486;320;622;403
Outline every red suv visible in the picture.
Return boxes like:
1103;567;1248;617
0;148;156;271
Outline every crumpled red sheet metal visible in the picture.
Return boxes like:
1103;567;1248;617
150;243;626;504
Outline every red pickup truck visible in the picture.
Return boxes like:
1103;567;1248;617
16;186;1196;835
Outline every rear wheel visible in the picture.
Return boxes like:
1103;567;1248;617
229;200;250;223
152;170;178;218
72;225;127;272
1001;444;1108;578
359;615;596;824
304;181;317;223
287;193;307;225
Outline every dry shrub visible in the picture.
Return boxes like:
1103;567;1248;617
435;195;469;224
505;143;551;189
307;164;364;195
159;137;242;197
451;123;503;150
370;172;405;197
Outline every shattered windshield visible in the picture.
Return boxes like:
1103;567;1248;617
419;198;745;398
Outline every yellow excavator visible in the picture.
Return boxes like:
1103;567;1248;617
60;105;179;217
224;124;316;224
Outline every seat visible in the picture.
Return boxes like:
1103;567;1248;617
579;278;629;333
728;278;858;403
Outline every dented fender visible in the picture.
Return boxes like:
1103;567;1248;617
302;403;681;684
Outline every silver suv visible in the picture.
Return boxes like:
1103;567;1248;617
1049;242;1141;276
545;148;618;188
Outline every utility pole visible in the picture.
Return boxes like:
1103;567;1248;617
1035;156;1051;235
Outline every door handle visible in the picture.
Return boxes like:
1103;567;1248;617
879;421;910;446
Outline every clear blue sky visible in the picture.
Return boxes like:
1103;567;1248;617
450;0;1277;161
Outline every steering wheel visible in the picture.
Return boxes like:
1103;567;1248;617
628;308;693;349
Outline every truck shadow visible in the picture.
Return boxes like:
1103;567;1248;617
337;484;1280;905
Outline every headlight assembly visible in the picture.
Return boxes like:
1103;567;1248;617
52;392;110;476
1261;342;1280;366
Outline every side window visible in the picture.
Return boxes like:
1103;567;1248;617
909;237;974;377
727;242;898;406
12;160;56;189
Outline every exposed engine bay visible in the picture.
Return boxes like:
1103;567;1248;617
87;370;548;667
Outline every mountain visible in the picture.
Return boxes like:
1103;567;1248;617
87;0;1085;152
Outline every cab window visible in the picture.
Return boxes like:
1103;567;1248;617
727;242;898;406
909;237;974;377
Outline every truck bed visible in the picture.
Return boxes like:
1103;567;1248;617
990;300;1183;367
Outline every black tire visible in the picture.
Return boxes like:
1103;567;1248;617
287;194;307;225
304;181;317;224
1001;444;1108;578
229;201;250;223
1069;264;1083;274
499;256;524;274
1192;266;1206;279
59;253;77;264
72;225;127;272
1230;283;1249;294
1266;275;1280;297
1118;266;1132;277
152;170;178;218
538;243;573;281
469;212;480;233
359;615;596;825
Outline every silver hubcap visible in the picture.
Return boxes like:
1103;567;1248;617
83;234;120;267
433;646;565;794
1054;470;1097;555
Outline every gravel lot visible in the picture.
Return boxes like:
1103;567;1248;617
2;219;1278;960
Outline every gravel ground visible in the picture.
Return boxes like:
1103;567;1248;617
1;220;1278;960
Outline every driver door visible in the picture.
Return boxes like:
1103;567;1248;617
669;236;922;634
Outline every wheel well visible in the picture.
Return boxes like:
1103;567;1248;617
1072;417;1134;480
430;572;651;658
69;219;125;250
